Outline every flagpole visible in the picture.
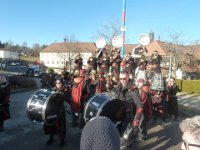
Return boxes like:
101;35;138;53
121;0;126;59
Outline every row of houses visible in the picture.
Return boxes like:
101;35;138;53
1;38;200;79
39;39;200;79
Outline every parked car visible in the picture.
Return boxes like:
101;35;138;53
38;72;48;78
26;68;35;77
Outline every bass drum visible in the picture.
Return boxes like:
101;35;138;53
26;89;63;125
84;92;126;124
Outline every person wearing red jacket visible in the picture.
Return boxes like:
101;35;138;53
71;69;91;128
151;89;167;127
136;78;152;141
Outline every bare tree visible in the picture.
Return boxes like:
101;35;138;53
31;43;41;57
165;32;199;76
58;34;80;72
93;18;121;51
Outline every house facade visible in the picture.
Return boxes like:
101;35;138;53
0;50;18;59
39;40;170;73
40;40;200;79
40;42;97;73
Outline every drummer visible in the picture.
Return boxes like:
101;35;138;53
114;70;143;149
43;78;67;147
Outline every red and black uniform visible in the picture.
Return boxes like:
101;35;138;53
139;85;152;121
110;55;122;75
138;85;152;140
105;75;119;92
87;56;98;72
123;56;137;75
71;74;91;128
151;90;166;124
89;77;98;95
74;56;83;71
114;80;143;142
99;56;110;75
111;76;119;89
71;76;85;113
95;75;107;94
149;54;162;73
0;81;10;131
43;86;67;147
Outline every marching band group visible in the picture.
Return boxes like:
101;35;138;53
38;46;179;148
0;46;179;149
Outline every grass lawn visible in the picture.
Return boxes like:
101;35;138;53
21;56;39;62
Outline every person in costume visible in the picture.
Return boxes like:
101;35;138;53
89;70;98;95
149;50;162;73
122;53;137;76
113;71;143;149
74;53;83;71
95;71;107;94
87;54;98;74
70;69;91;128
166;78;179;121
43;78;67;147
136;78;152;141
99;51;110;75
110;52;122;75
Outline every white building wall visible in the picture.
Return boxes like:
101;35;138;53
0;50;18;59
82;52;92;68
40;52;93;70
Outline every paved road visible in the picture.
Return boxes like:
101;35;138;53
0;90;186;150
0;90;80;150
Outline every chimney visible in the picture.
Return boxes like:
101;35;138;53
149;32;154;43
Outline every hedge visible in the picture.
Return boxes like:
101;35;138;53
176;79;200;94
8;75;37;89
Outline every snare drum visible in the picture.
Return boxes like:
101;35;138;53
26;89;63;125
84;92;126;124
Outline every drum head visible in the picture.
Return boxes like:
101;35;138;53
84;93;110;122
27;89;53;123
84;93;126;123
43;92;63;125
100;99;126;123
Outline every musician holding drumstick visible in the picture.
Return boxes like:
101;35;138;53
113;70;143;149
43;78;67;147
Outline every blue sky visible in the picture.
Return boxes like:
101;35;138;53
0;0;199;47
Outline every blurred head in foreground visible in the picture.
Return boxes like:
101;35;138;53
80;116;120;150
179;116;200;150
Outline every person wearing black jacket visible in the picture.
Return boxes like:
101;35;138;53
43;78;67;147
113;71;143;149
0;74;10;132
